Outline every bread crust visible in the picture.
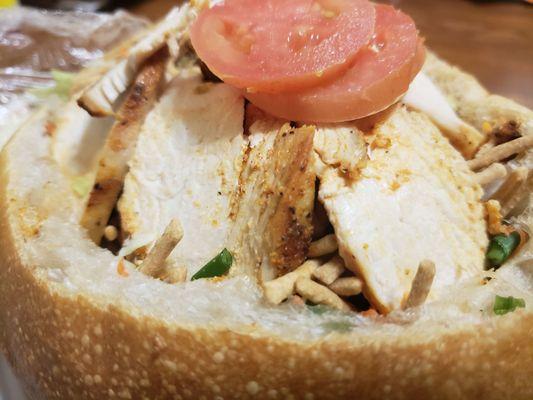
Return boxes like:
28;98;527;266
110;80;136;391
1;148;533;400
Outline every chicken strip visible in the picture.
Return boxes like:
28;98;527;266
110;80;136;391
81;47;169;244
118;72;246;276
315;107;488;313
78;5;195;116
229;118;316;280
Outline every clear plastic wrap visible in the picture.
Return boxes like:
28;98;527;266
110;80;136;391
0;5;147;161
0;6;148;102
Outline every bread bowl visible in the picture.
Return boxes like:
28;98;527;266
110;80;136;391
1;2;532;399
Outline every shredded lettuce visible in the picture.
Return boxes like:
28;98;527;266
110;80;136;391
71;175;93;198
30;70;75;100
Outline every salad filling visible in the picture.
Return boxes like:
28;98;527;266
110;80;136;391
11;1;531;324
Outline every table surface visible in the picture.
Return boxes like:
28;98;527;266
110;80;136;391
129;0;533;108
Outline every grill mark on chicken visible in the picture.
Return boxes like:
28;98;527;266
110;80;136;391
81;46;169;244
229;142;252;222
229;122;316;280
268;125;315;274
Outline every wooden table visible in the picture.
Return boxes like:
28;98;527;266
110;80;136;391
129;0;533;108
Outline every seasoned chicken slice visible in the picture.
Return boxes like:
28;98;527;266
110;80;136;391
118;72;246;276
81;47;169;244
268;125;316;274
78;5;195;116
315;107;488;313
229;115;316;280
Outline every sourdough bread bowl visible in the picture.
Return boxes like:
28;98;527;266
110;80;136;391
1;2;533;399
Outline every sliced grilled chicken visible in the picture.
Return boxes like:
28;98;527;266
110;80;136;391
229;117;316;280
81;47;169;244
268;125;316;274
117;72;246;276
78;5;195;117
315;107;488;313
227;111;282;279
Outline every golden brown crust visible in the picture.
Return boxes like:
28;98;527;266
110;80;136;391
268;125;316;274
1;147;533;399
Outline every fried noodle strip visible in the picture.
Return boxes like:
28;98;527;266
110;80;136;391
468;135;533;170
263;259;320;305
403;260;436;309
139;219;183;278
329;277;363;297
475;163;507;186
312;255;345;285
308;234;338;258
295;278;351;312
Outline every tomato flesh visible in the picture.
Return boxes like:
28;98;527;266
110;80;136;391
190;0;376;93
245;4;425;122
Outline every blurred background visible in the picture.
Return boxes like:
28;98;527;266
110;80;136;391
0;0;531;107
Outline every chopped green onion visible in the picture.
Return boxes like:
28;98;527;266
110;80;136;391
493;295;525;315
191;248;233;280
320;321;353;333
486;232;521;268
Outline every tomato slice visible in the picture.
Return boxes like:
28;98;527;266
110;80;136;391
245;4;425;122
190;0;376;93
